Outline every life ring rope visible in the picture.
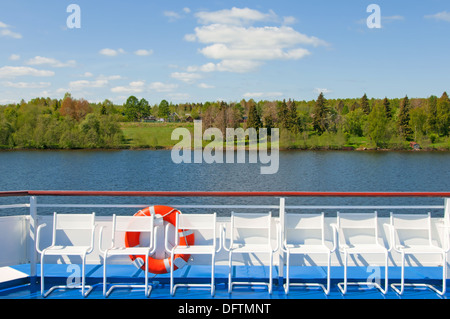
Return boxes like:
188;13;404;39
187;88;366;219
124;205;195;274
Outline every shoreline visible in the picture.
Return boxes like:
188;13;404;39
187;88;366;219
0;145;449;152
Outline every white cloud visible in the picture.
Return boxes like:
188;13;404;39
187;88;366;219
0;66;55;78
97;74;122;81
186;9;327;73
183;8;191;14
26;56;76;68
99;48;125;56
149;82;178;92
134;49;153;56
164;11;181;22
283;16;297;25
425;11;450;22
0;22;22;39
171;72;202;83
9;54;20;61
111;81;146;93
82;72;94;77
3;81;51;89
195;7;276;26
198;83;215;89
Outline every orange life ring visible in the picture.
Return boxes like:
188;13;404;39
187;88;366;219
124;205;195;274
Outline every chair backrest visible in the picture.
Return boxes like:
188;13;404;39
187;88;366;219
337;212;379;246
176;213;217;246
111;214;154;247
230;212;272;245
52;212;95;245
390;213;432;246
284;213;325;245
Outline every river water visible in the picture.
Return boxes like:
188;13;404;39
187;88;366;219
0;150;449;216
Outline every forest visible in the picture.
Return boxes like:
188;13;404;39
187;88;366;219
0;91;449;150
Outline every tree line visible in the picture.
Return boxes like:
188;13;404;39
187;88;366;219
0;92;449;150
0;93;123;149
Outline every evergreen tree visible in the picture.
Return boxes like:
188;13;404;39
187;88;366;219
397;95;412;140
288;99;300;133
361;93;370;115
247;103;262;131
277;99;289;129
312;92;328;134
383;97;391;119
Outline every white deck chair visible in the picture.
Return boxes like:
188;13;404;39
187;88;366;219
387;212;448;295
335;212;388;294
100;214;156;297
224;212;279;294
281;212;337;294
168;213;220;296
36;212;96;298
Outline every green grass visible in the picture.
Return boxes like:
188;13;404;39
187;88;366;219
120;122;450;151
121;122;193;149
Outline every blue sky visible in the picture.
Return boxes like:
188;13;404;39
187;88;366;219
0;1;449;105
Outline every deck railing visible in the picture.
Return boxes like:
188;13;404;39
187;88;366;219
0;191;449;281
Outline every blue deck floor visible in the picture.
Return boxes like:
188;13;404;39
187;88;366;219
0;264;449;300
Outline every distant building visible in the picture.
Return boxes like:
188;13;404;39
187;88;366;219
143;116;157;122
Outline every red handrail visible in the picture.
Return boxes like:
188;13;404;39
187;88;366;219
0;190;449;197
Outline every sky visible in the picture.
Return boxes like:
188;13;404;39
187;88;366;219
0;0;449;105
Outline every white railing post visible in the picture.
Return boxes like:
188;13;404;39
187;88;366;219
29;196;37;284
278;197;285;285
445;198;450;225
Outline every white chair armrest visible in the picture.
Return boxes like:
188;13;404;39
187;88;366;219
36;223;47;254
330;223;338;253
216;223;225;253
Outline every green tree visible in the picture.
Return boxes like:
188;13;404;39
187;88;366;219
397;95;412;140
436;92;450;136
344;108;366;137
361;93;370;115
158;99;170;120
277;99;289;129
123;96;139;121
246;103;262;131
367;103;390;147
383;97;391;119
312;92;328;134
426;95;438;134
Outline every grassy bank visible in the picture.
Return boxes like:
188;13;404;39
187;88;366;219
120;122;450;151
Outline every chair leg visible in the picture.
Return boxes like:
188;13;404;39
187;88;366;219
325;252;331;295
383;251;389;294
211;254;215;296
170;251;175;296
228;251;233;293
339;251;348;294
103;253;107;297
40;253;45;297
285;251;290;294
81;253;86;297
269;251;273;294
